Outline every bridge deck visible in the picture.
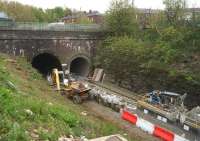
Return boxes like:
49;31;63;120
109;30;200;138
0;22;105;32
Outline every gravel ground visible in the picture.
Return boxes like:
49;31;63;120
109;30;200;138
83;101;160;141
89;82;199;141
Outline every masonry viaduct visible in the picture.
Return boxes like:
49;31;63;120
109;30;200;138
0;30;104;76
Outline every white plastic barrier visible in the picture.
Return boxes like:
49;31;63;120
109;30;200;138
112;96;121;104
136;118;155;134
88;85;127;107
107;95;115;103
89;89;98;96
125;104;137;111
144;109;149;114
183;125;190;131
174;135;189;141
157;115;162;120
100;93;107;101
95;89;125;106
162;117;167;123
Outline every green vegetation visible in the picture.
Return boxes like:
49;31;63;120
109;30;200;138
96;0;200;108
0;54;131;141
0;0;71;22
0;1;96;24
105;0;137;36
163;0;187;26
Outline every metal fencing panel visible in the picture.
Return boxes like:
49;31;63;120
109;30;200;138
0;21;105;32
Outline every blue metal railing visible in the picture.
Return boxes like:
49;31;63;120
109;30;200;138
0;22;105;32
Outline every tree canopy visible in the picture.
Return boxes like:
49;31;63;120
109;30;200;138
105;0;137;36
0;0;71;22
96;0;200;108
163;0;187;26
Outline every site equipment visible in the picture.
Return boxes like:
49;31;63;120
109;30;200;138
50;65;91;104
138;90;187;122
146;90;186;107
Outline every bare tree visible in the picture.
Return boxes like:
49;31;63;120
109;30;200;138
163;0;187;25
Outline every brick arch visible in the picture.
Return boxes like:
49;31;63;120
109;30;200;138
68;54;91;76
31;52;62;75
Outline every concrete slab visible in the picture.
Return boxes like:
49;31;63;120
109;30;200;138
90;134;127;141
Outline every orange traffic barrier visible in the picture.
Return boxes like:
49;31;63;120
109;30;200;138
153;125;175;141
122;110;138;124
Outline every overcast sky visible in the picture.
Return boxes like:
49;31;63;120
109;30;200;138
9;0;200;13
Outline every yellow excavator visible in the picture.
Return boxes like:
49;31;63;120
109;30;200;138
50;67;91;104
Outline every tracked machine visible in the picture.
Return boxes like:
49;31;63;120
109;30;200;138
49;64;91;104
137;90;187;122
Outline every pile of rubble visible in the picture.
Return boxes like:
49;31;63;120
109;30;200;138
186;106;200;121
89;85;136;112
58;136;88;141
58;134;127;141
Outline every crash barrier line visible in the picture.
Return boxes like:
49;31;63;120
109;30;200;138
121;110;138;124
121;110;189;141
174;134;189;141
90;85;190;141
136;118;154;135
153;125;174;141
90;84;189;141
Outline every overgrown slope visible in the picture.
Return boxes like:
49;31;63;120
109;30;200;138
96;34;200;109
98;0;200;109
0;54;128;141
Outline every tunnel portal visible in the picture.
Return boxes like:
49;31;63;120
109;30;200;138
70;57;90;76
31;53;62;76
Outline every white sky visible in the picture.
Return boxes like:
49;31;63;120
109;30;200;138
8;0;200;13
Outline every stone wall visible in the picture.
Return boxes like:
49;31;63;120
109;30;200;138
0;30;103;64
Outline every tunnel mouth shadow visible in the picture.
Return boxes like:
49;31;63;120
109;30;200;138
31;53;62;76
70;57;90;77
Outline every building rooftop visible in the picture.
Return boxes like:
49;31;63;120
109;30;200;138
62;11;102;20
87;11;102;17
135;8;200;15
185;8;200;13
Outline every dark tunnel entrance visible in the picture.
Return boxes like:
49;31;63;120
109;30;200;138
70;57;90;76
31;53;62;76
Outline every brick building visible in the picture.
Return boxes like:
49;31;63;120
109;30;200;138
61;11;103;24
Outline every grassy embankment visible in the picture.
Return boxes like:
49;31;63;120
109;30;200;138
0;54;135;141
